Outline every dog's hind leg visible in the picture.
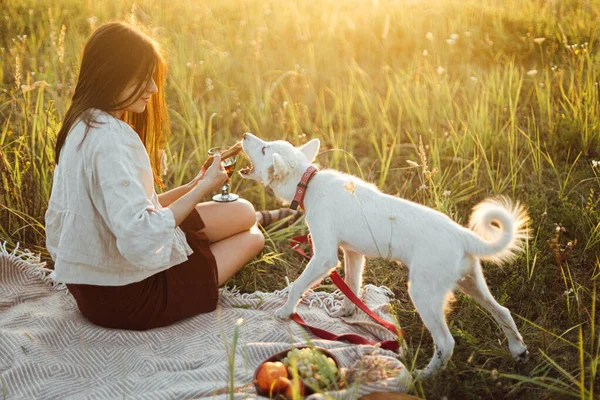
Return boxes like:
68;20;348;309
275;237;340;319
408;267;456;377
457;259;528;362
330;249;365;317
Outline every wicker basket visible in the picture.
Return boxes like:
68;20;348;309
253;346;343;398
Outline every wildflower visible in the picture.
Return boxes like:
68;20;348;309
87;16;98;30
20;80;50;94
466;353;473;364
526;69;538;76
446;38;456;45
470;76;478;83
419;184;427;190
160;150;168;176
425;32;434;41
442;190;451;197
450;33;459;40
344;181;356;194
283;101;288;109
422;49;428;57
14;55;21;89
436;66;445;75
592;160;598;168
534;37;545;44
236;318;244;326
58;24;66;64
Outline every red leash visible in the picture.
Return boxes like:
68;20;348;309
289;234;405;351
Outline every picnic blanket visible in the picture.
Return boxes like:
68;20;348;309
0;241;412;399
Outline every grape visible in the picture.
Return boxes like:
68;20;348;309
281;348;338;391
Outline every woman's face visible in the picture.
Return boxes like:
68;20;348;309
115;74;158;116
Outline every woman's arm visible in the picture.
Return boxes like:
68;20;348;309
157;181;195;207
167;180;210;226
157;165;208;207
166;155;228;225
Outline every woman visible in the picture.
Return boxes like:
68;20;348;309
45;22;297;330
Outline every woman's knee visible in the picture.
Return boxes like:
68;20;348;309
249;226;266;254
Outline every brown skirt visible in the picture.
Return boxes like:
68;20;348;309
66;209;219;330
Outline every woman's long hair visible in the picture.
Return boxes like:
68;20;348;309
54;21;169;188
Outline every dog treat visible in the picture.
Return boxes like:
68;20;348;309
202;142;242;171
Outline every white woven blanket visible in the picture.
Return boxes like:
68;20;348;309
0;242;412;399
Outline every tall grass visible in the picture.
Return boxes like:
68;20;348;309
1;0;599;398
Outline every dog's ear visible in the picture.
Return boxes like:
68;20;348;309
263;153;288;186
299;139;320;163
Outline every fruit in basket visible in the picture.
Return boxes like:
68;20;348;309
281;348;338;391
256;361;289;395
282;378;306;399
271;376;291;396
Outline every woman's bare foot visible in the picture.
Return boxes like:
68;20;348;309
255;208;303;228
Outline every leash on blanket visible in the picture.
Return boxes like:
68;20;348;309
289;234;405;352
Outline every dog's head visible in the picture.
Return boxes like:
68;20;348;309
238;133;320;188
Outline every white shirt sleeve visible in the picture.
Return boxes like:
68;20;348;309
87;123;177;269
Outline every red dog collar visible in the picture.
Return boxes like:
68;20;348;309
290;166;318;211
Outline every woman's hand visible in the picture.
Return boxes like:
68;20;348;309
196;153;229;192
189;167;207;187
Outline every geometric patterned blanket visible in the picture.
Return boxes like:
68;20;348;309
0;241;412;399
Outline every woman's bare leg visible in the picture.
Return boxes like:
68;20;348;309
210;226;265;285
195;199;265;285
195;199;258;243
194;200;301;286
195;200;302;241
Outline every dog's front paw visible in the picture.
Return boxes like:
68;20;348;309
514;348;529;363
274;307;293;319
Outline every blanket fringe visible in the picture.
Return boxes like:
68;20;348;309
0;241;67;291
220;276;395;315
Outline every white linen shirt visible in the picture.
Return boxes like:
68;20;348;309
45;109;193;286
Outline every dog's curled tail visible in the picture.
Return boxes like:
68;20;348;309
466;196;530;264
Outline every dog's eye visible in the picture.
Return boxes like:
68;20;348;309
261;146;266;155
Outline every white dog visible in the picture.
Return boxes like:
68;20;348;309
239;132;530;376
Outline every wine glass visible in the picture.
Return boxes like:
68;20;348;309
208;146;240;202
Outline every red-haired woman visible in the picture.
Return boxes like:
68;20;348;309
45;22;298;330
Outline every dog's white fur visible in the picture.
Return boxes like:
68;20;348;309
239;133;530;376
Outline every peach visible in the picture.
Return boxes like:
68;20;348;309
256;361;289;396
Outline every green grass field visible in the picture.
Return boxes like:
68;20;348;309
1;0;599;398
